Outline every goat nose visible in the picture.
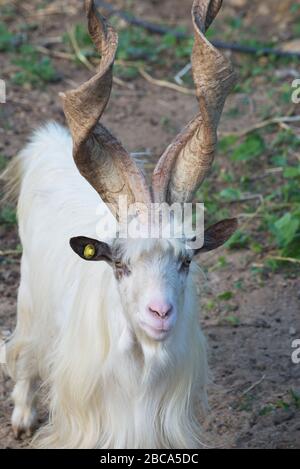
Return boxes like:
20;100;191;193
148;302;173;319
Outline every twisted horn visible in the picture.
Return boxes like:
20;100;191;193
61;0;152;218
152;0;237;204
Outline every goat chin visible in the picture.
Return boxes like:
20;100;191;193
4;122;208;449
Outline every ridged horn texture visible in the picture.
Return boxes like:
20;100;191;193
62;0;152;218
151;0;237;204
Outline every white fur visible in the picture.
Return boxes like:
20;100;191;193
6;122;208;448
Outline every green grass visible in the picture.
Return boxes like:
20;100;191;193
0;22;58;87
0;155;7;171
217;291;234;301
0;22;19;52
224;315;240;327
231;134;265;162
196;126;300;271
0;206;17;226
226;231;250;250
64;21;194;82
12;45;58;86
259;390;300;417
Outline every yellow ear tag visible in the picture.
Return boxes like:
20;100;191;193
83;244;96;260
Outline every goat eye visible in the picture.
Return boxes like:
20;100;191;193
83;244;96;259
113;260;131;279
181;257;191;270
114;260;130;273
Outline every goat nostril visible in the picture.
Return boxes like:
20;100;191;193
148;303;173;318
148;306;160;317
164;304;173;318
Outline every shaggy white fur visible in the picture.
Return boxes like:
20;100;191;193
5;122;208;448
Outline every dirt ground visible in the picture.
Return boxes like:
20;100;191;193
0;0;300;449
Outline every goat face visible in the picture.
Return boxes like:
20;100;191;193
70;217;237;342
113;238;192;342
70;236;191;342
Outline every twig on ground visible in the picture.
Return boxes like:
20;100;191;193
241;375;266;397
236;213;264;220
54;37;133;89
112;76;135;89
67;29;95;72
229;193;264;204
222;115;300;138
39;36;64;47
115;59;143;67
36;45;74;61
0;249;21;258
248;167;283;181
174;63;192;85
130;151;152;158
265;202;294;211
265;256;300;265
139;68;195;95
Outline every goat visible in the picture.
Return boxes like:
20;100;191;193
4;0;237;449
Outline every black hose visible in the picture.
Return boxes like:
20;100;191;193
95;0;300;59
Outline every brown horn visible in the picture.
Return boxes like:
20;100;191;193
61;0;152;218
152;0;237;204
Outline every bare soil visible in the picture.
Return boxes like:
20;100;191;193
0;0;299;449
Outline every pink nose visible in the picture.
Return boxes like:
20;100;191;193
147;302;173;319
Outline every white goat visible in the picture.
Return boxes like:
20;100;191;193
4;0;237;449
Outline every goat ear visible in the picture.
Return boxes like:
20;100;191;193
70;236;113;262
194;218;238;255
